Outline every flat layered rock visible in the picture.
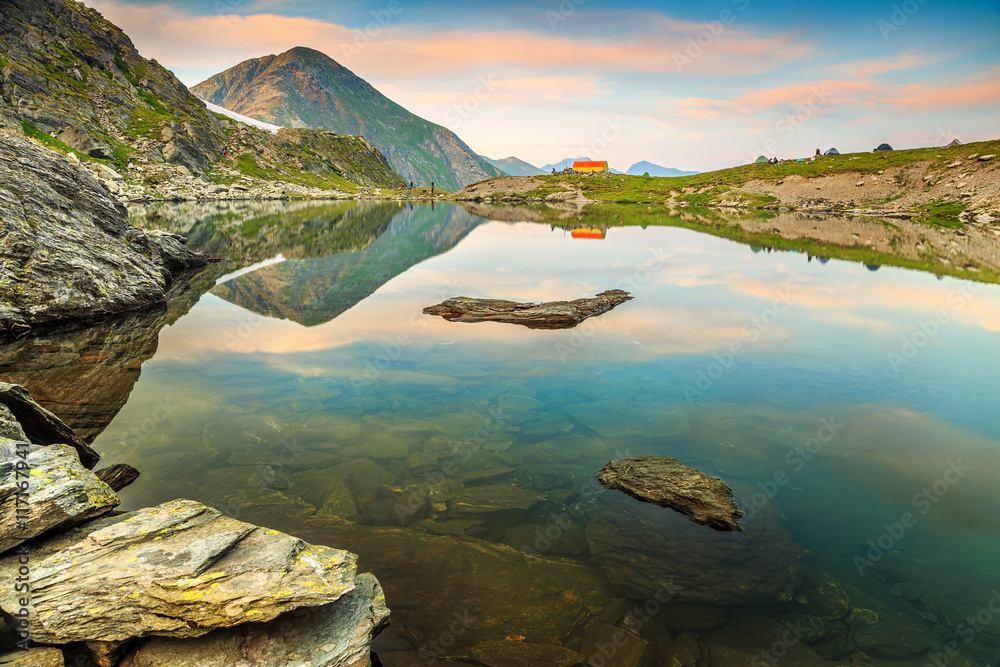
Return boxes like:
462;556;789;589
119;573;389;667
422;289;632;329
596;456;743;532
0;499;358;643
0;443;118;553
470;640;585;667
280;518;612;655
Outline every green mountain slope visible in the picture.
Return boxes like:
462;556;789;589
0;1;402;192
192;47;504;191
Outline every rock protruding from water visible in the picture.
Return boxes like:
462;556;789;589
422;289;632;329
94;463;142;491
0;382;100;467
596;456;744;531
0;443;119;553
0;131;208;334
0;499;360;644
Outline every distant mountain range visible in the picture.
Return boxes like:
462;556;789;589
484;156;545;177
534;157;697;176
539;157;624;173
625;161;699;177
192;47;504;191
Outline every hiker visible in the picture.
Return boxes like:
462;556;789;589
815;148;820;156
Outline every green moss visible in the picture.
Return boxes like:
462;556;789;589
919;199;967;217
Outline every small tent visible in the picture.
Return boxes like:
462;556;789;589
874;143;893;152
824;148;840;155
948;139;962;147
755;155;770;163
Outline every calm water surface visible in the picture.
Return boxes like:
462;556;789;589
32;202;1000;664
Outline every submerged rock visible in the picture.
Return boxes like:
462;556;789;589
0;499;359;644
852;609;940;659
586;483;807;604
596;456;744;532
0;130;208;334
422;289;633;330
282;517;612;655
119;573;389;667
470;640;586;666
0;443;118;553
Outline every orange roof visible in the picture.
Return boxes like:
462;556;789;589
571;228;605;240
573;161;608;169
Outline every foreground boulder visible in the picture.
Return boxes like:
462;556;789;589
586;483;806;604
119;573;389;667
0;130;208;335
0;499;360;644
0;382;100;467
596;456;744;531
0;443;119;553
422;289;632;329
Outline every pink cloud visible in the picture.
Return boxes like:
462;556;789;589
889;69;1000;110
85;1;812;80
832;52;931;79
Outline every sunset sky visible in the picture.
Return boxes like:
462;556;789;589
85;0;1000;172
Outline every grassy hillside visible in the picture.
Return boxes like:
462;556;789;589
457;140;1000;221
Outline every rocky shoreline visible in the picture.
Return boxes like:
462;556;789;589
0;382;388;666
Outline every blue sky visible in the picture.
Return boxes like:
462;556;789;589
86;0;1000;171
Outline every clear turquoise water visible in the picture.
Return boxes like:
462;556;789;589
86;202;1000;664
